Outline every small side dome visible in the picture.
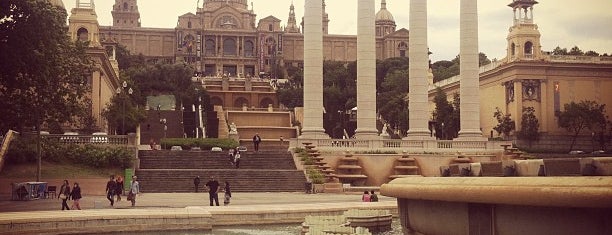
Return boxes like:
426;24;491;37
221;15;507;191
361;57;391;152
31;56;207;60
376;0;395;23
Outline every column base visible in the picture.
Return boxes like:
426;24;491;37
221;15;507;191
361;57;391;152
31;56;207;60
299;129;330;139
456;129;487;141
354;128;380;140
404;129;435;140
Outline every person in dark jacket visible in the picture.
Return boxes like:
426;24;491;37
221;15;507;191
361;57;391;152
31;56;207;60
59;180;71;210
369;190;379;202
252;133;261;152
194;176;201;192
70;182;82;210
105;175;116;207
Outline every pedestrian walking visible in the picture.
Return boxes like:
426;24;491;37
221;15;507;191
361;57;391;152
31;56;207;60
70;182;82;210
115;176;124;201
105;175;116;207
194;176;201;192
59;180;71;210
223;181;232;206
206;176;220;206
128;176;140;207
252;133;261;152
234;151;241;169
228;148;235;165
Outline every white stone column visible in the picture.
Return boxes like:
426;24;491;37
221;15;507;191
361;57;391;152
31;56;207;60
457;0;485;140
300;0;328;139
405;0;432;140
355;0;379;139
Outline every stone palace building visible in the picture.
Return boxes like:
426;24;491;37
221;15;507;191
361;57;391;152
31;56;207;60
99;0;408;78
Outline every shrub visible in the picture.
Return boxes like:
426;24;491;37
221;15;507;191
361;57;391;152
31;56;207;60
160;138;239;150
306;167;325;184
5;136;135;169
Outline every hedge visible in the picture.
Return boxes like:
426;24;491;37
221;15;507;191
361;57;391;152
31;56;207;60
160;138;239;150
6;136;135;169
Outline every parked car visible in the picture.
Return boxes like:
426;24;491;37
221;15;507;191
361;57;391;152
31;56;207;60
91;132;109;143
60;132;79;143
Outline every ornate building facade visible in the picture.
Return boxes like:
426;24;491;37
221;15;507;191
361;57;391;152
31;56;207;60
99;0;410;78
429;0;612;151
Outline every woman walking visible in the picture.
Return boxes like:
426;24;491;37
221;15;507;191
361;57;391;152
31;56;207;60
128;176;140;207
70;182;82;210
223;181;232;206
115;176;124;202
59;180;71;210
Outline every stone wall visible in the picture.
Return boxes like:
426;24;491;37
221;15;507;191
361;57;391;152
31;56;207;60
515;134;610;153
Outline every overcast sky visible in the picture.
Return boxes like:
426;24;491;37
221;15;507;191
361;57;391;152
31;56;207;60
64;0;612;61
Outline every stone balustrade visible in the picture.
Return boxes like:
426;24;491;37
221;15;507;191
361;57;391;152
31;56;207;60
292;139;508;152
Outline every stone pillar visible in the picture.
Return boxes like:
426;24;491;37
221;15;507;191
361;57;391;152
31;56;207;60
405;0;432;140
300;0;328;139
355;0;379;139
457;0;485;140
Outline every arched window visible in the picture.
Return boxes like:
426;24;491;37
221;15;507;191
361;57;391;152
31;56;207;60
224;38;236;56
77;27;89;41
260;98;274;108
511;43;516;56
524;41;533;55
234;97;249;108
123;2;128;11
244;40;254;57
398;41;408;57
205;39;216;56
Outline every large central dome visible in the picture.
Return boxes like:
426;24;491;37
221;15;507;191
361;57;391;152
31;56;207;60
376;0;395;22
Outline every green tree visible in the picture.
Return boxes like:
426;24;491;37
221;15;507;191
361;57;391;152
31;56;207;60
0;0;94;181
517;107;539;146
493;107;516;140
558;101;607;151
552;46;569;55
378;70;409;137
568;46;584;55
0;0;94;132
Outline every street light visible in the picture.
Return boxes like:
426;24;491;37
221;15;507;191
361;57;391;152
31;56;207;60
116;81;133;135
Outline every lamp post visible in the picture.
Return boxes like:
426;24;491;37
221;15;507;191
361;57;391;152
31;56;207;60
116;81;133;135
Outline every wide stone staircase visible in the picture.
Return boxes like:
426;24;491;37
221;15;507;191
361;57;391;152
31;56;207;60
135;145;307;193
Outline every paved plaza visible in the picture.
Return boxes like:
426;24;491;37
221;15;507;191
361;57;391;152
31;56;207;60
0;192;395;212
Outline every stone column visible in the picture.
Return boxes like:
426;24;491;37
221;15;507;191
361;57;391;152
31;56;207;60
405;0;432;140
300;0;328;139
457;0;485;140
355;0;379;139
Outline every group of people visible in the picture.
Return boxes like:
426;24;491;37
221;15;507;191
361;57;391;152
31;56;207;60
58;180;82;210
361;190;379;202
194;176;232;206
227;147;242;168
106;175;140;207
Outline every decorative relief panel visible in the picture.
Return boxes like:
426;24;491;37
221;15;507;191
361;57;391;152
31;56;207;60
522;79;541;102
503;81;514;104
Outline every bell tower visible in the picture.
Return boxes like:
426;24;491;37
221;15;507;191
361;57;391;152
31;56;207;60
506;0;542;62
68;0;101;47
285;2;300;33
112;0;141;27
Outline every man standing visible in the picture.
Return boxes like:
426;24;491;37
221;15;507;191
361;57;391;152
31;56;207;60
206;176;220;206
193;176;201;192
252;133;261;152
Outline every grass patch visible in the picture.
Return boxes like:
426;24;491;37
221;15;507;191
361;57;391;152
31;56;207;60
0;161;123;179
